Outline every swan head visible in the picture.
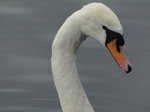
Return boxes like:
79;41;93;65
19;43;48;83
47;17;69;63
79;3;132;73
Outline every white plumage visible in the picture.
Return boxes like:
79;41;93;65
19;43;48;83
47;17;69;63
51;2;131;112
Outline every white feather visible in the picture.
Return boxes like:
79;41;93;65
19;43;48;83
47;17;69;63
51;2;123;112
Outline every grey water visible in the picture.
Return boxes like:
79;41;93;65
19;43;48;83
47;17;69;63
0;0;150;112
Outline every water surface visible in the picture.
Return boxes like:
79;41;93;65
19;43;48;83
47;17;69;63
0;0;150;112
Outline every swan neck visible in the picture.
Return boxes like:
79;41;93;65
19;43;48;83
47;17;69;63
51;17;94;112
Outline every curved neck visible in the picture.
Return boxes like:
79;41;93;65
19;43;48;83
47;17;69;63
51;17;94;112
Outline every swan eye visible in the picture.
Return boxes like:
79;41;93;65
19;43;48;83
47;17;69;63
103;25;124;47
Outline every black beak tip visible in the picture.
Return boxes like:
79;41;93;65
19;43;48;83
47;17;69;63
125;65;132;73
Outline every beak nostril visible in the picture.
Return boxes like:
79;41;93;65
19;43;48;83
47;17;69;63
126;64;132;73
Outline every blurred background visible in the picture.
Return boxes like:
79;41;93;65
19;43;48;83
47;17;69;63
0;0;150;112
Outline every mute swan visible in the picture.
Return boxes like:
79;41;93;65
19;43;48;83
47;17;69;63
51;3;132;112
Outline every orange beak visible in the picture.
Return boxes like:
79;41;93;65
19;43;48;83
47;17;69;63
106;39;132;73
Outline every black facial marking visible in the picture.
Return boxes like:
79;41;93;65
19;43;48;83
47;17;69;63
102;26;107;30
103;26;125;47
